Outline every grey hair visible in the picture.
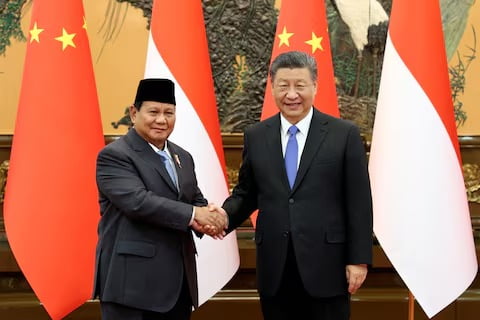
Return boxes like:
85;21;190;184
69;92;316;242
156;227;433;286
269;51;317;82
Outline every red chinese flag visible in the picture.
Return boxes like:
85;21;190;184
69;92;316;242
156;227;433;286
261;0;339;119
252;0;339;226
4;1;104;319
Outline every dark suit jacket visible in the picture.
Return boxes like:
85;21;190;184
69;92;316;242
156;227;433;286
93;128;207;312
223;109;373;298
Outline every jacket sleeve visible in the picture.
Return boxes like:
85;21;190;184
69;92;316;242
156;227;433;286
96;146;193;232
223;130;259;232
343;125;373;264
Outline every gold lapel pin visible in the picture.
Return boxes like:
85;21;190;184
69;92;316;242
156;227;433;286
174;154;182;168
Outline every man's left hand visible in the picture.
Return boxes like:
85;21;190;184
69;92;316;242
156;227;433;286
346;264;368;294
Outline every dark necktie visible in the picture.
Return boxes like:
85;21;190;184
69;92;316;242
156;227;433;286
285;125;299;189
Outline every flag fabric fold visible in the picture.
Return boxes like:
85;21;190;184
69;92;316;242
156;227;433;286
144;0;239;306
4;0;104;319
369;0;478;317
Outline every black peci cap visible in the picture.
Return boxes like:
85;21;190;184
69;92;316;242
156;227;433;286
134;78;176;106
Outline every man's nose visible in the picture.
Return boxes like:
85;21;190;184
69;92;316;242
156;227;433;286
155;114;167;123
286;86;299;99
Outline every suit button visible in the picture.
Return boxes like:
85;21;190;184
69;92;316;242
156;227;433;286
282;231;289;237
289;198;294;204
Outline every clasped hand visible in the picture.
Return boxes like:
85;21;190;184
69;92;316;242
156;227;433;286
192;204;228;239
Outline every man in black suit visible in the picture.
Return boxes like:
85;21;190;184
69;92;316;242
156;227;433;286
219;51;373;320
93;78;226;320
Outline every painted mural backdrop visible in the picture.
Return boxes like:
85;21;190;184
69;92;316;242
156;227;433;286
0;0;478;135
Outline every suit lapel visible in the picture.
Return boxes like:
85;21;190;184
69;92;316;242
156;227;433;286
125;129;178;193
291;109;329;193
265;115;291;191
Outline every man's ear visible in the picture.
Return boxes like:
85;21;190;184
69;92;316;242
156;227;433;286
129;105;137;125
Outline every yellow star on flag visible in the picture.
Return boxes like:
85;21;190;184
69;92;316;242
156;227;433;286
305;32;323;53
29;22;44;43
82;17;87;30
277;26;294;47
55;28;76;50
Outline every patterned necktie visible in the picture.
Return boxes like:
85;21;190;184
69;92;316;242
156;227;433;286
157;150;178;189
285;125;299;189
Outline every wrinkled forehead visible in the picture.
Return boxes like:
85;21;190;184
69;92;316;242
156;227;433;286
140;101;176;110
272;67;315;83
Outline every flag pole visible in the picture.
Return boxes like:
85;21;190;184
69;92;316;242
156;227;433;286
408;291;415;320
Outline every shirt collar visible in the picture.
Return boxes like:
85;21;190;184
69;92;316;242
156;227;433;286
280;107;313;136
148;140;172;158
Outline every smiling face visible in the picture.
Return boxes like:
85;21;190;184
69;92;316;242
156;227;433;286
271;67;317;124
129;101;176;149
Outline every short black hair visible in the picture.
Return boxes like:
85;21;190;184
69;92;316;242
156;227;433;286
269;51;317;83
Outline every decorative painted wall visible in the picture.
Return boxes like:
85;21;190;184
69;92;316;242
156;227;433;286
0;0;478;135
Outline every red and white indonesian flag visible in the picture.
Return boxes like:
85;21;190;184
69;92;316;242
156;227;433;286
369;0;477;317
143;0;239;305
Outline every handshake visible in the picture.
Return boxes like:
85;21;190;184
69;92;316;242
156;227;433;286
192;204;228;239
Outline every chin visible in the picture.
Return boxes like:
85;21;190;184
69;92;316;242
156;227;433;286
286;111;302;118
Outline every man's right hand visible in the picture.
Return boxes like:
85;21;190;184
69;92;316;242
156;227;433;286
193;205;227;238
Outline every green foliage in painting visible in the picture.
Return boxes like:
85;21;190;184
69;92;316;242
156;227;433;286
449;26;476;127
0;0;27;55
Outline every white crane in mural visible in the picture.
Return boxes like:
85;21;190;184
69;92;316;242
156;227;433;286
331;0;389;98
333;0;389;54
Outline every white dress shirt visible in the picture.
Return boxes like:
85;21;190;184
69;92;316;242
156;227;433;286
280;107;314;169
